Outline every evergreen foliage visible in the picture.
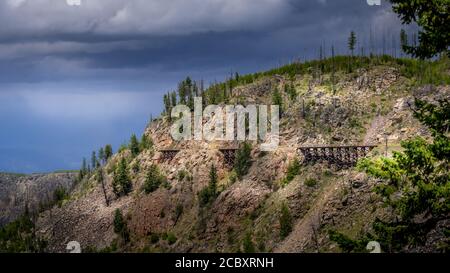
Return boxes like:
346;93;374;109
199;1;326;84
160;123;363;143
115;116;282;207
143;165;166;194
279;203;293;239
286;158;301;182
104;145;113;161
0;212;47;253
112;158;132;196
129;134;140;157
198;164;219;206
389;0;449;58
113;209;130;242
234;143;252;179
243;232;256;253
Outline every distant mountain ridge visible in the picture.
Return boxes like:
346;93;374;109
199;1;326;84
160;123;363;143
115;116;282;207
0;172;77;226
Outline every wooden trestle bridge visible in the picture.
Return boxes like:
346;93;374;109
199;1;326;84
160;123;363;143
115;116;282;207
159;144;377;168
158;148;180;162
298;144;377;167
219;146;239;169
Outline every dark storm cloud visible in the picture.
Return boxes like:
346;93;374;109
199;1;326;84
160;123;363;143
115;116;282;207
0;0;403;78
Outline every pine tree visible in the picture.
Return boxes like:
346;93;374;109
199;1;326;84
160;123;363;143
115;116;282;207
400;29;408;57
279;203;293;239
193;81;199;97
104;145;113;162
286;158;301;182
170;91;177;107
91;151;97;171
112;158;132;196
81;158;88;178
234;143;252;179
200;79;205;97
129;134;140;157
143;165;164;194
140;134;153;151
348;31;356;56
163;93;171;115
209;164;218;197
98;147;105;165
272;87;283;117
198;164;219;206
113;209;129;242
178;81;186;104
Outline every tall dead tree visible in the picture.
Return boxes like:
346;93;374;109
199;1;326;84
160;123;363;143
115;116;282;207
97;168;109;206
331;45;336;95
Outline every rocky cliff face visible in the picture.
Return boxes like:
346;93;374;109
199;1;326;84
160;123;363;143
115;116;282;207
20;61;449;253
0;172;76;226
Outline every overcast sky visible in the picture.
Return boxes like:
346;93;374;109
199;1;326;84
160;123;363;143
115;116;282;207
0;0;409;173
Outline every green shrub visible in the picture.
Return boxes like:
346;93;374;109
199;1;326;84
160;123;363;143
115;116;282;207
227;227;235;245
323;169;333;177
174;204;184;222
198;187;213;207
258;240;266;252
285;82;297;101
53;186;68;207
150;233;160;244
328;230;372;253
349;118;362;129
280;177;290;188
166;233;177;245
286;158;301;182
229;171;237;184
177;170;187;181
279;203;293;239
242;233;255;253
305;178;317;187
